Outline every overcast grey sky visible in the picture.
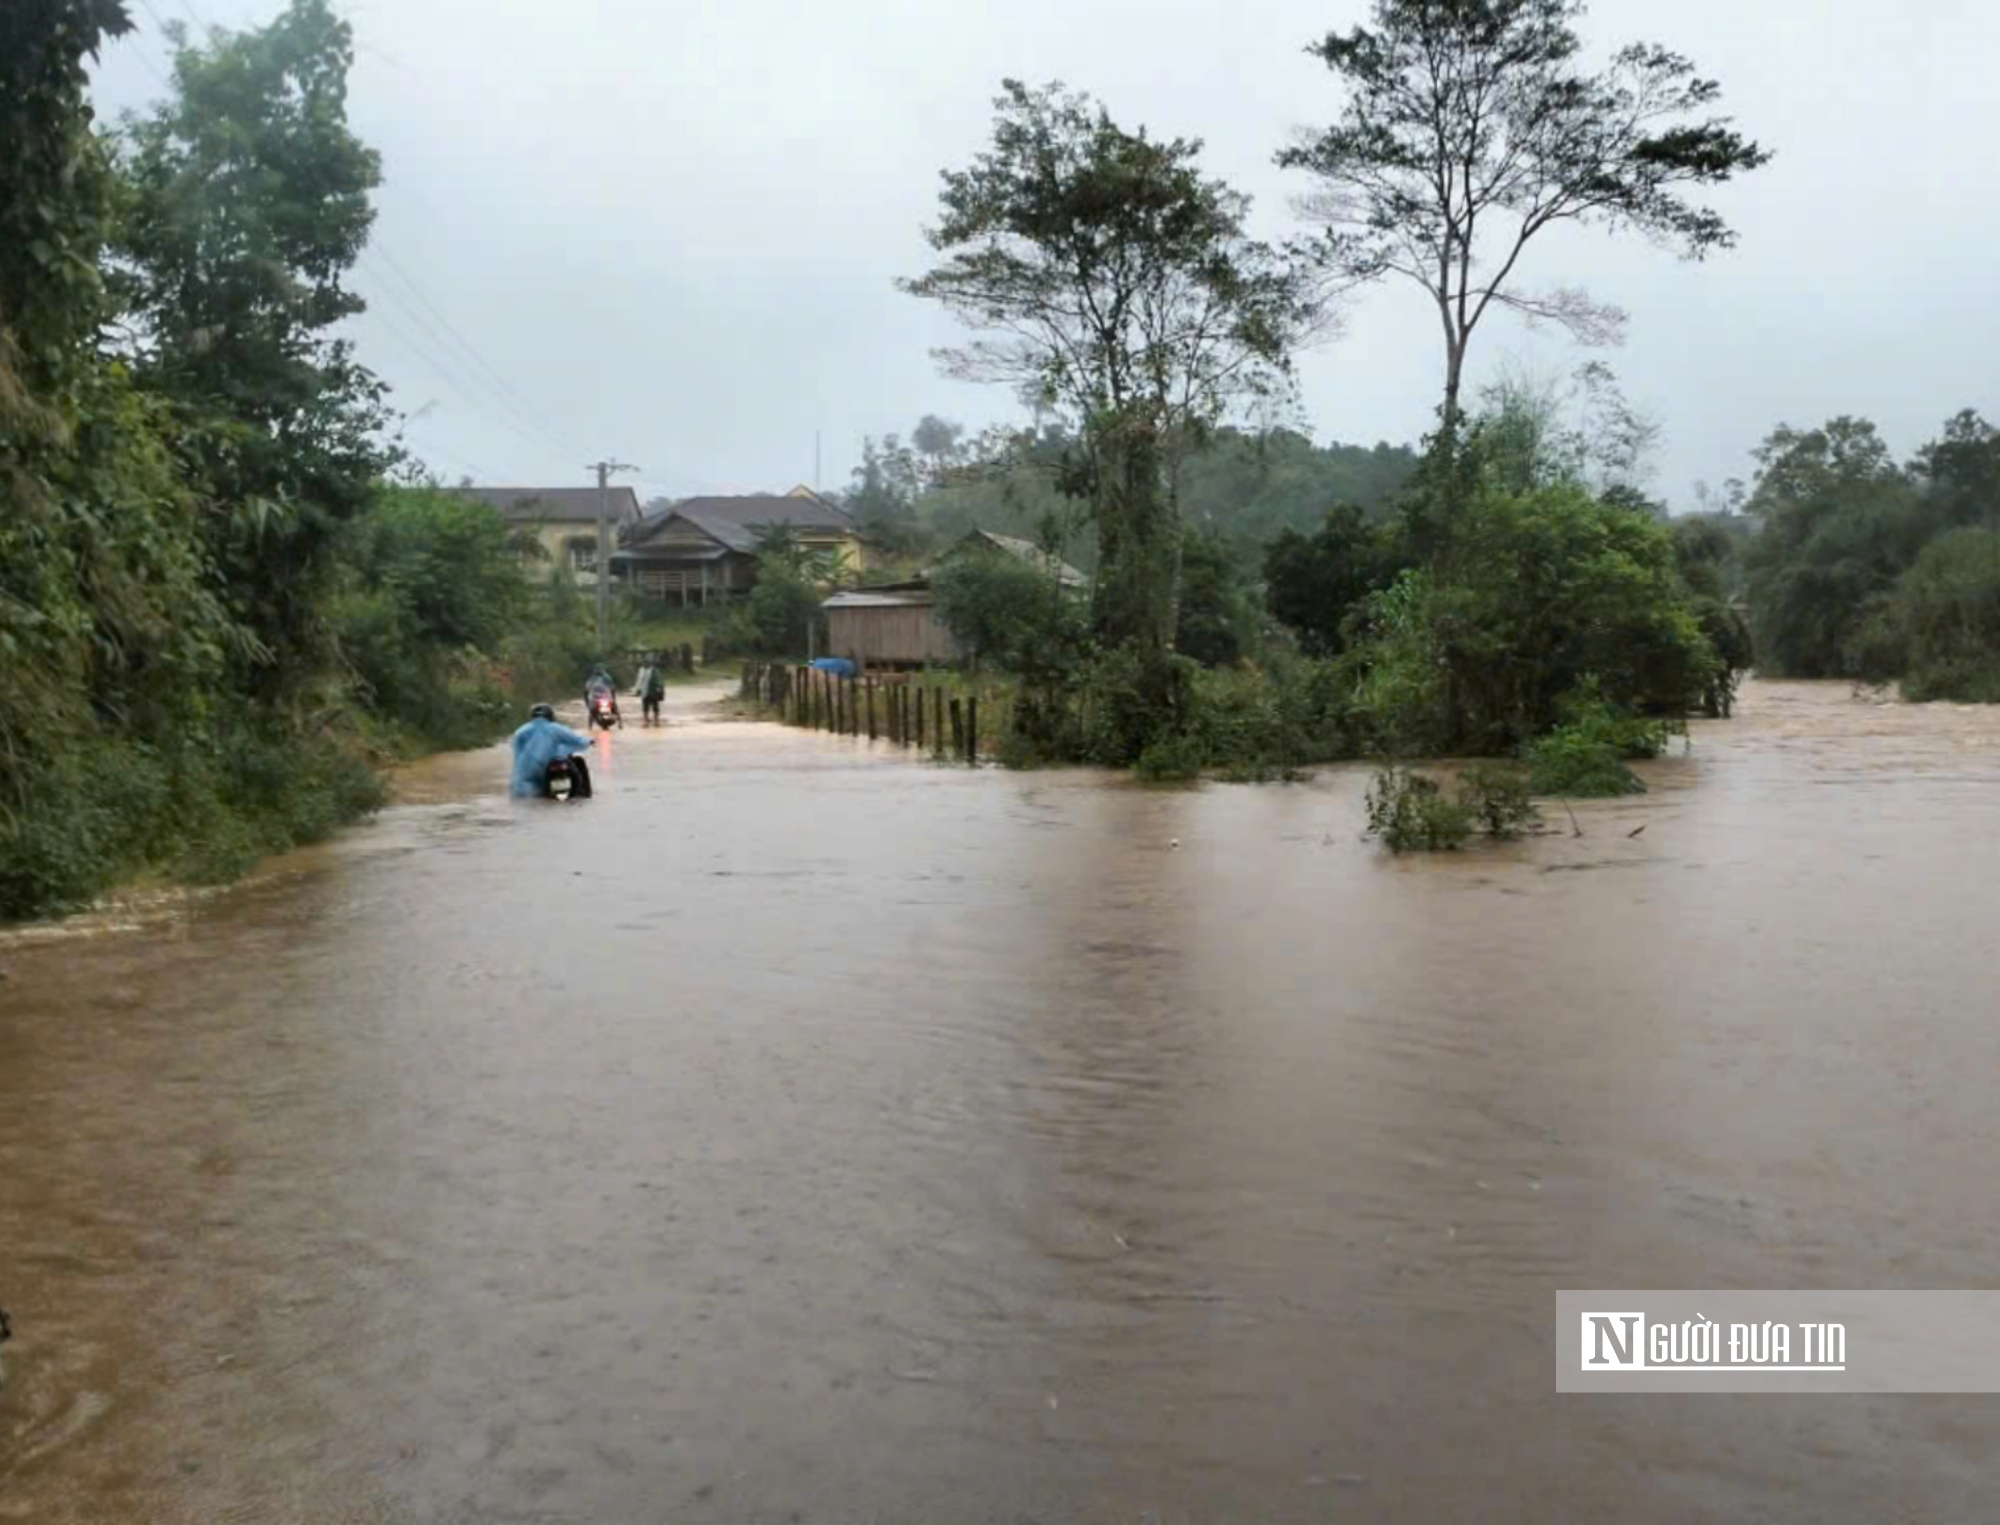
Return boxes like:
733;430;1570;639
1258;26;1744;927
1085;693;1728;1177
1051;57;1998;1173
90;0;1999;510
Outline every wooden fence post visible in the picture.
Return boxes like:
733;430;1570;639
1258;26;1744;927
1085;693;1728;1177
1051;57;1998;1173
934;688;945;759
949;697;964;760
967;696;979;764
915;687;925;748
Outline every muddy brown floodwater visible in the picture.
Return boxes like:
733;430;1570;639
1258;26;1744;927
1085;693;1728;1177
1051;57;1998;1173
4;679;2000;1523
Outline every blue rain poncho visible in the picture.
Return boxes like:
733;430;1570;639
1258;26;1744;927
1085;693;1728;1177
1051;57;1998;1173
510;715;593;798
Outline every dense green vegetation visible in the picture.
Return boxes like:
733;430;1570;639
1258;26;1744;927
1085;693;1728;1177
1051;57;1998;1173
1740;411;2000;700
0;2;591;919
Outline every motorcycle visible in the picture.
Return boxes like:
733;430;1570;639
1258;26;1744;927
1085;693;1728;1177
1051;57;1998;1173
588;691;621;730
544;754;589;800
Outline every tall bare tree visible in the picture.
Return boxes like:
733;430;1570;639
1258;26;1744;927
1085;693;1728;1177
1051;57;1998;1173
1279;0;1770;433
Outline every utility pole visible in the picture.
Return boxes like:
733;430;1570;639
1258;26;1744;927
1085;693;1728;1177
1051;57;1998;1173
589;458;638;658
814;430;821;494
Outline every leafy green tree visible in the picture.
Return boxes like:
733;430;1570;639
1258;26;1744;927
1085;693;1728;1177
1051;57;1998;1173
3;0;141;768
1910;410;2000;540
1;1;261;914
1263;503;1399;656
902;79;1322;751
115;0;390;692
910;415;968;482
1173;526;1261;668
332;487;531;728
1671;513;1754;713
1890;528;2000;702
1349;481;1718;753
725;523;832;658
932;553;1071;671
1742;417;1923;677
1281;0;1770;430
845;434;924;552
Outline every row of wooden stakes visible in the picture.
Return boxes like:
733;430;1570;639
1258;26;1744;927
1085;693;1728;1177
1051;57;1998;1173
739;663;981;762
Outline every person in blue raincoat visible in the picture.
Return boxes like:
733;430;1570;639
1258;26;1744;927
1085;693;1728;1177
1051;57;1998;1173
511;703;594;798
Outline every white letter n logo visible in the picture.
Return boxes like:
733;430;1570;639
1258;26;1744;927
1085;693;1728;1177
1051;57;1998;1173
1583;1313;1645;1370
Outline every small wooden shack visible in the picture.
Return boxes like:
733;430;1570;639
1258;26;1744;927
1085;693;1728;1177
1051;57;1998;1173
820;530;1088;672
822;583;958;670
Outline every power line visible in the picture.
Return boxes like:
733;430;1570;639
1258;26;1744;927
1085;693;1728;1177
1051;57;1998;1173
363;243;593;460
361;302;562;465
356;254;592;465
359;242;716;488
355;264;591;470
394;430;489;484
126;0;181;91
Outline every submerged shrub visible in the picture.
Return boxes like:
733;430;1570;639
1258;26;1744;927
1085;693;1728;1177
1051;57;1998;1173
1523;678;1671;797
1365;767;1474;852
1526;726;1645;797
1456;762;1539;839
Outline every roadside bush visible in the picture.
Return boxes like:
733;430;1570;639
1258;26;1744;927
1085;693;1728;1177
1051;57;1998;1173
0;719;386;919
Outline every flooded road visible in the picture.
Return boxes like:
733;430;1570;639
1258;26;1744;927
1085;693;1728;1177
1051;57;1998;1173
4;679;2000;1523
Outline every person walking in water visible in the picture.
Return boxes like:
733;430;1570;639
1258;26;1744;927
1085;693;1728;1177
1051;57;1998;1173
636;654;666;726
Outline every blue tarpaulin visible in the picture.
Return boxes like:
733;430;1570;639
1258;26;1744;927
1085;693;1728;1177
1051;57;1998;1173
810;657;857;677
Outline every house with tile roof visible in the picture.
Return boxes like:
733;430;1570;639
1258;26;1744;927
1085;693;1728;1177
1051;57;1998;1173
458;485;644;585
611;489;867;604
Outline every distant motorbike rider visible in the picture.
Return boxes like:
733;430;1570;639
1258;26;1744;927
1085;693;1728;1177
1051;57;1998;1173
512;703;593;799
585;665;620;727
